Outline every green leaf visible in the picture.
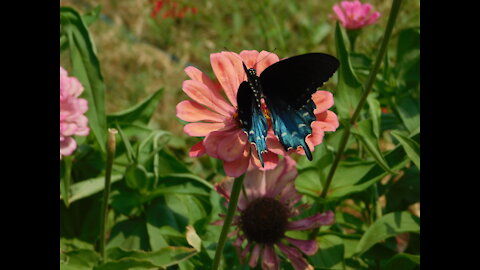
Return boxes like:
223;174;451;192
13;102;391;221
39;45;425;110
125;163;151;192
61;249;100;270
94;246;197;270
116;124;135;163
107;219;150;251
383;253;420;270
367;94;382;139
107;89;164;126
310;235;345;269
327;133;417;199
60;7;107;152
334;22;363;119
351;120;395;174
390;130;420;170
392;95;419;135
82;5;102;27
61;174;123;203
395;27;420;86
355;211;420;255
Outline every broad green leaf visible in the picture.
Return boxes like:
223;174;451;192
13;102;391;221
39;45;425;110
157;150;191;175
334;22;363;119
383;253;420;270
311;235;345;269
94;246;197;270
367;94;382;138
351;120;395;174
107;89;163;126
390;130;420;170
60;249;100;270
61;174;123;203
60;7;107;152
295;168;323;197
395;28;420;86
355;211;420;255
107;219;150;251
392;95;420;135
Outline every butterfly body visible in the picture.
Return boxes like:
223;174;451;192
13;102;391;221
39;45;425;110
237;53;339;166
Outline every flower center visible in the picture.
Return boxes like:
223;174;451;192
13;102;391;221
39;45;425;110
239;197;289;244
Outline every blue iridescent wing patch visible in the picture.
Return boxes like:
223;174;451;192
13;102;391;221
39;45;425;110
264;96;316;160
237;81;268;166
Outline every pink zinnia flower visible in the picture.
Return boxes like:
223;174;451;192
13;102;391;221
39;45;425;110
332;0;381;30
214;157;335;269
60;67;89;159
176;50;339;177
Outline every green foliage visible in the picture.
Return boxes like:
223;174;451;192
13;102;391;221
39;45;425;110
60;2;419;269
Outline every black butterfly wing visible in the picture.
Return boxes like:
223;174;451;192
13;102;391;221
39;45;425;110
260;53;339;160
260;53;339;109
236;81;268;166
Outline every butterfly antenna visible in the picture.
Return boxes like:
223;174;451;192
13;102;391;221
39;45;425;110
254;48;277;67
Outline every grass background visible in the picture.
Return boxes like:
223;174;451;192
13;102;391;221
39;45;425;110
60;0;419;139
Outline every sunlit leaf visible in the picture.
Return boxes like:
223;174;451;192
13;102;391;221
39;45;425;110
391;130;420;170
334;22;363;119
351;120;395;174
355;211;420;255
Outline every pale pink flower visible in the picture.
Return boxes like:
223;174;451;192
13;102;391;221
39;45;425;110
331;0;381;30
60;67;89;159
214;157;335;270
176;50;339;177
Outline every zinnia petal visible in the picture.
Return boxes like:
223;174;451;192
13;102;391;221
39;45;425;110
312;91;335;114
255;50;280;75
249;244;262;268
182;79;235;116
315;111;339;132
210;53;241;107
223;146;251;178
277;242;314;270
262;245;280;270
285;237;318;256
286;210;335;231
176;100;226;122
184;65;222;93
189;140;206;157
218;130;248;162
184;122;226;137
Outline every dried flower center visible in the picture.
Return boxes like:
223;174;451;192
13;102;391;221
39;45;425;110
239;197;289;244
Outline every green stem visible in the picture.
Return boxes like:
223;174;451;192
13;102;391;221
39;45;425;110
212;175;245;270
319;0;403;199
99;128;118;263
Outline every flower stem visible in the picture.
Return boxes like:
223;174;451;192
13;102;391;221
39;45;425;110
99;128;118;263
319;0;403;199
212;175;245;270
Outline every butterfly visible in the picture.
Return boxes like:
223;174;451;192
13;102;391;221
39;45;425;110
236;53;340;166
